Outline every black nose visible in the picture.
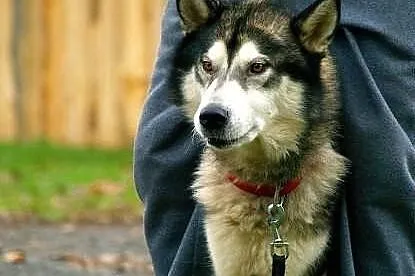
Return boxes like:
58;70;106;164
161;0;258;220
199;104;229;131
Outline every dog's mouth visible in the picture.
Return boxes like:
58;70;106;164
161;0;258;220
205;128;259;150
207;137;241;149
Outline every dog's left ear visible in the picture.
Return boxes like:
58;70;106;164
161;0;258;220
291;0;340;54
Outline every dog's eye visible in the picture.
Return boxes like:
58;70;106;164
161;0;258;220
249;62;268;74
201;57;215;74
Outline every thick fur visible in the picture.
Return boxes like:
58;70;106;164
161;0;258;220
172;0;346;275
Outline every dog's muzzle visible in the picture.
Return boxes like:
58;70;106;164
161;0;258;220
198;104;236;148
199;104;229;133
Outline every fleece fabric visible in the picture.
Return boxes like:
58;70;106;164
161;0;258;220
134;0;415;275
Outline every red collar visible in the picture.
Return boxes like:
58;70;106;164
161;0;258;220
226;174;301;197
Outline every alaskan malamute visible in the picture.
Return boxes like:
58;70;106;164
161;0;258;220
172;0;346;275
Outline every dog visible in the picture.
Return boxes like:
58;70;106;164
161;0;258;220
171;0;346;275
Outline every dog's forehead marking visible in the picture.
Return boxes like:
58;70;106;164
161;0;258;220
207;41;227;64
234;41;263;65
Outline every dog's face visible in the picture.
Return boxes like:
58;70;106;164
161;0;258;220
186;38;305;151
175;0;339;155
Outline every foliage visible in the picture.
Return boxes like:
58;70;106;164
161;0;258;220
0;141;140;223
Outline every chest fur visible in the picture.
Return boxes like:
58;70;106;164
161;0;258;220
192;147;345;275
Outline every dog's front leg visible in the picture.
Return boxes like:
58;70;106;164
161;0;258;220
204;216;271;276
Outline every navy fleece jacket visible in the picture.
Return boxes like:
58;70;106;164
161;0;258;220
135;1;415;275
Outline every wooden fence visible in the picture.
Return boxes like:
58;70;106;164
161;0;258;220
0;0;164;148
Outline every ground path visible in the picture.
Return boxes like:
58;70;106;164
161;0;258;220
0;223;153;276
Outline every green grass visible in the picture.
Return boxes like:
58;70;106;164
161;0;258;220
0;141;140;223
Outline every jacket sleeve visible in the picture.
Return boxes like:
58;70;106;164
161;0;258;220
133;1;212;275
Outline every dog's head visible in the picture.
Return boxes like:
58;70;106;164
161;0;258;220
173;0;340;158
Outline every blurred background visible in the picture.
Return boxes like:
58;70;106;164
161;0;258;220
1;0;164;148
0;1;164;274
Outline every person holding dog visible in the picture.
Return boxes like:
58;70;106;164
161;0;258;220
134;0;415;275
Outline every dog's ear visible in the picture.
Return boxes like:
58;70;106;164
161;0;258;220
177;0;222;33
291;0;340;54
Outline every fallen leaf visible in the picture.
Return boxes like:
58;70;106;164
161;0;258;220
0;171;16;183
3;249;26;264
51;253;89;268
97;253;120;266
88;181;125;196
51;252;153;272
60;223;76;233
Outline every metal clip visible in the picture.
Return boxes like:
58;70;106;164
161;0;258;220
267;201;289;259
267;202;285;228
270;235;289;258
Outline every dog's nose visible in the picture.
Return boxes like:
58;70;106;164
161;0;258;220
199;104;229;131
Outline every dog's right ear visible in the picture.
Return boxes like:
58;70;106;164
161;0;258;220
177;0;222;33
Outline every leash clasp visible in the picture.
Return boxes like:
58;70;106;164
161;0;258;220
267;199;289;259
270;238;289;259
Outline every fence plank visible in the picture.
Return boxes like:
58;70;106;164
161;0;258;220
137;1;164;125
0;0;17;140
43;0;65;142
143;1;164;78
118;0;163;142
60;0;91;145
16;0;44;140
119;0;144;141
94;0;123;147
